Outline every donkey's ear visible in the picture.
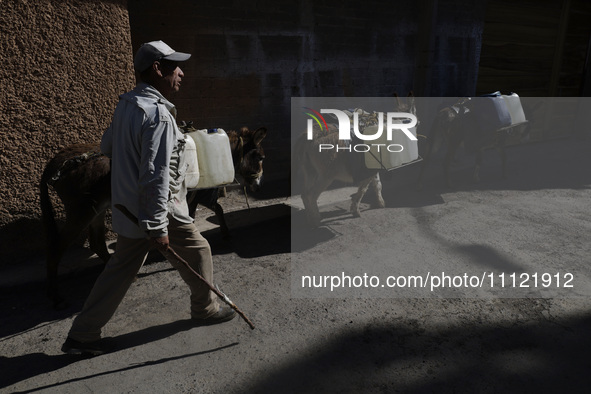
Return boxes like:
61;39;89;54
407;91;416;106
252;127;267;146
393;92;402;108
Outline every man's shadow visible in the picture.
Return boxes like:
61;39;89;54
0;319;238;391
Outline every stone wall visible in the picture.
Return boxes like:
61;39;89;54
0;0;135;227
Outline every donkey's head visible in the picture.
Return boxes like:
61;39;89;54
394;92;417;116
227;127;267;191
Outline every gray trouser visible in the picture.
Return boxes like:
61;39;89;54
68;217;219;342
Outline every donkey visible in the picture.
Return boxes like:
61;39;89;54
293;94;416;227
416;97;528;188
40;126;267;307
416;98;474;189
184;125;267;237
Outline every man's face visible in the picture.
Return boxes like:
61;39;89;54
157;60;184;98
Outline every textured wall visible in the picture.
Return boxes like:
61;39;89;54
0;0;134;226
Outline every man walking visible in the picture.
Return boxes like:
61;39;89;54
62;40;235;356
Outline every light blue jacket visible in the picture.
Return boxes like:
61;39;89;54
101;83;192;239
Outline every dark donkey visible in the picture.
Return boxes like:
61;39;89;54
416;98;477;189
417;96;529;189
40;126;267;307
293;93;417;227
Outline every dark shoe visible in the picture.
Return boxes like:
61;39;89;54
61;337;106;356
192;305;236;326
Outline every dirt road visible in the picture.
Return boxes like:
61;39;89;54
1;136;590;393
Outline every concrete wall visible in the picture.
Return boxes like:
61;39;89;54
477;0;591;97
128;0;486;183
0;0;135;227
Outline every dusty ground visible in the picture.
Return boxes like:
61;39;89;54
1;136;591;393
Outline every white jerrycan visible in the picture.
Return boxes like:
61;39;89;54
186;128;235;189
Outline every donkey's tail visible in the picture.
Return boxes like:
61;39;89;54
290;133;308;191
39;162;60;250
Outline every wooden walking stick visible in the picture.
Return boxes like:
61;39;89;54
115;204;255;330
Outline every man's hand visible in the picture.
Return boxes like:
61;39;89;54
150;235;169;252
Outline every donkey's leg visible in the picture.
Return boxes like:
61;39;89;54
186;190;198;217
203;188;230;238
417;130;437;190
47;218;87;309
46;244;66;308
350;175;375;217
369;172;385;209
302;175;333;227
211;201;230;238
302;192;321;226
47;204;103;308
88;210;111;263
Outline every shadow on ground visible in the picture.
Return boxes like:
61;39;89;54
0;320;238;391
4;305;588;392
204;203;291;258
238;311;591;393
0;202;292;341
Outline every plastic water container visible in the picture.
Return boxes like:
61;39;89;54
502;93;527;125
473;95;512;131
183;134;200;189
186;128;235;189
364;122;418;170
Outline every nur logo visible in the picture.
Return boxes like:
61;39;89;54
303;107;329;135
304;108;418;153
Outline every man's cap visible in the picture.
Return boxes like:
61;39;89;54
133;40;191;72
